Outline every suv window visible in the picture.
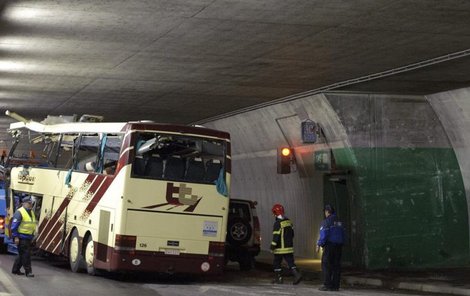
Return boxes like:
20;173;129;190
229;202;251;222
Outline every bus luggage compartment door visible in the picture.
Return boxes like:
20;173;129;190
125;209;223;255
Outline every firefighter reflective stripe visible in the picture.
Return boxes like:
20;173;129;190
18;207;37;235
280;220;292;228
271;218;294;254
273;247;294;254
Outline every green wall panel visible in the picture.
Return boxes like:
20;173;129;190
332;147;469;269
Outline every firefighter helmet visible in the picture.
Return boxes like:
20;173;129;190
272;203;285;216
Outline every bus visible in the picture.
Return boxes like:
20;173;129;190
3;111;231;275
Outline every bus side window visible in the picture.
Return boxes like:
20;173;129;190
164;156;185;180
185;157;205;182
101;135;121;175
134;156;146;176
204;159;222;183
145;154;163;178
55;145;73;169
75;134;100;173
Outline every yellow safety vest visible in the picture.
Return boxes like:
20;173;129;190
17;207;37;235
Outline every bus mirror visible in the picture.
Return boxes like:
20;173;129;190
136;137;158;155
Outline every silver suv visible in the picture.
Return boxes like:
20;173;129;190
225;199;261;271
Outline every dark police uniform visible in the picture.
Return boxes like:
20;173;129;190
317;212;345;290
11;199;37;277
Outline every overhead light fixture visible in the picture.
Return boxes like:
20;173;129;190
0;61;30;72
4;7;43;20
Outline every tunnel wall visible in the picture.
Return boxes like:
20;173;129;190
204;93;346;259
427;88;470;236
204;90;470;269
326;93;468;268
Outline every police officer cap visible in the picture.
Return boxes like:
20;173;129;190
22;196;32;203
324;204;335;213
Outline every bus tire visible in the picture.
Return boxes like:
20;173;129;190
69;229;84;273
84;234;96;275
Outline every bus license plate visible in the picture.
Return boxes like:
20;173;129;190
164;249;180;256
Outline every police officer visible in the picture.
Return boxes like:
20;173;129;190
316;204;345;291
11;196;37;277
270;203;302;285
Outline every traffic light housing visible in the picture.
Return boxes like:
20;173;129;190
277;147;293;174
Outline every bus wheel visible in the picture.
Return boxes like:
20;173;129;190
84;235;96;275
69;229;84;273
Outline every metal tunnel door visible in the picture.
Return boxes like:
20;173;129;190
323;174;352;265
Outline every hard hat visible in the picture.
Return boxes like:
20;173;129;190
324;204;335;214
272;203;285;216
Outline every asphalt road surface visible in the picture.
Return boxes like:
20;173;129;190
0;253;425;296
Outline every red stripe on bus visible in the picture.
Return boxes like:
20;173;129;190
45;175;105;255
43;221;64;254
48;176;114;255
83;177;114;214
86;175;105;196
36;174;96;233
36;217;49;249
116;151;129;174
36;198;71;243
118;132;133;167
36;174;97;243
41;218;65;253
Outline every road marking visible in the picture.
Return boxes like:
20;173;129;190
0;267;24;296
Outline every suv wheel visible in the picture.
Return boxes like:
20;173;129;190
227;217;252;246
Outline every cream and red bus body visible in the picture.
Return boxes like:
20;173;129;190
8;122;231;275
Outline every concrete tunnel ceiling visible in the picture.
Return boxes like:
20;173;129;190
0;0;470;142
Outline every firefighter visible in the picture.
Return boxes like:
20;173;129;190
11;196;37;277
270;203;302;285
316;204;345;291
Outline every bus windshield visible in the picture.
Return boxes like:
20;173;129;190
132;132;225;184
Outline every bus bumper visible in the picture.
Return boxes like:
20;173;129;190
101;249;225;275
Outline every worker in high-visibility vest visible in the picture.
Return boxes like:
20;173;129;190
11;196;37;278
